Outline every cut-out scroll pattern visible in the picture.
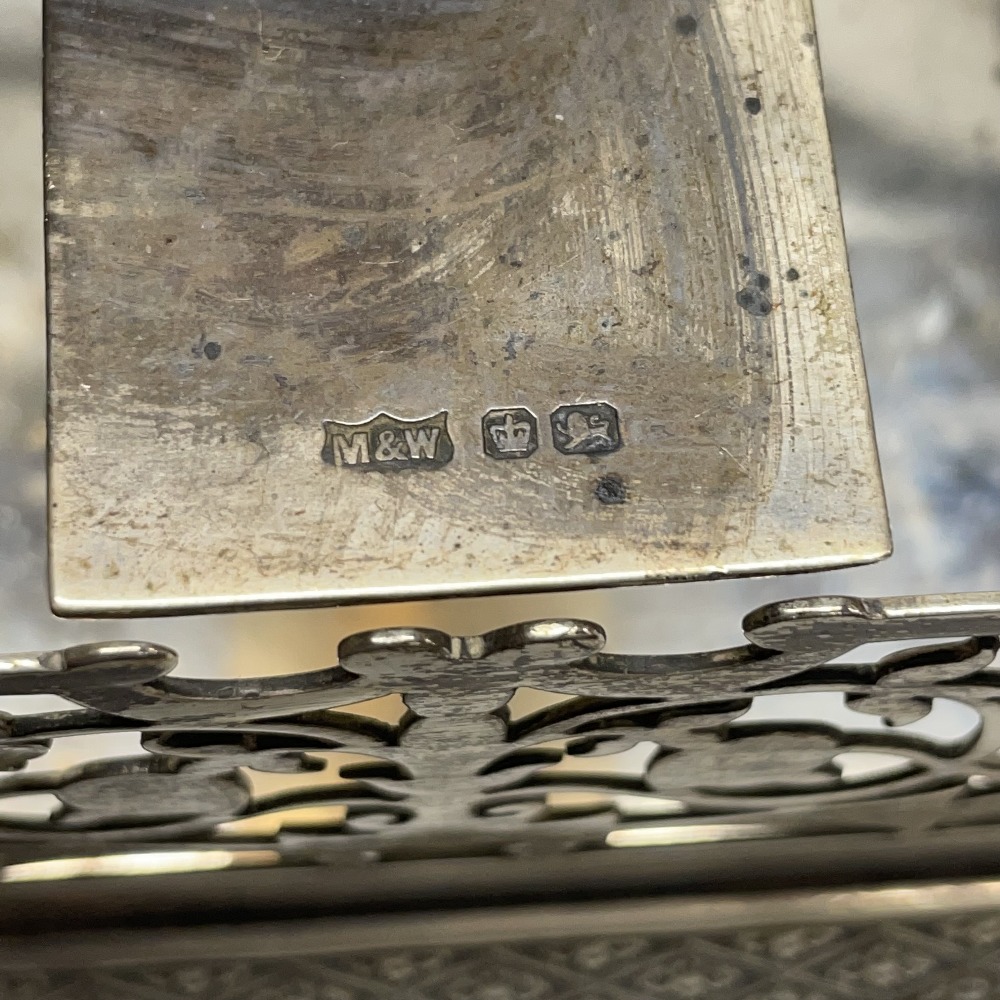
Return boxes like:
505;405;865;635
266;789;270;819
2;594;1000;861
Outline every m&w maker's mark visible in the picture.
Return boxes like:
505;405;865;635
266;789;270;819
322;411;453;471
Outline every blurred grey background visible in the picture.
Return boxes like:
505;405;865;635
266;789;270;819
2;0;1000;692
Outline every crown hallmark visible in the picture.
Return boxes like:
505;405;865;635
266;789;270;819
490;415;532;451
482;408;539;460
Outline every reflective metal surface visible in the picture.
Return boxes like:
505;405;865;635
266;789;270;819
10;881;1000;996
5;590;1000;993
0;591;998;863
44;0;888;615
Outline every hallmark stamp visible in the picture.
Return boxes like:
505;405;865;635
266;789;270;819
322;411;454;471
482;407;538;460
550;402;622;455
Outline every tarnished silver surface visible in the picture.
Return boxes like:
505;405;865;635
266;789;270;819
7;2;1000;992
45;0;888;615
